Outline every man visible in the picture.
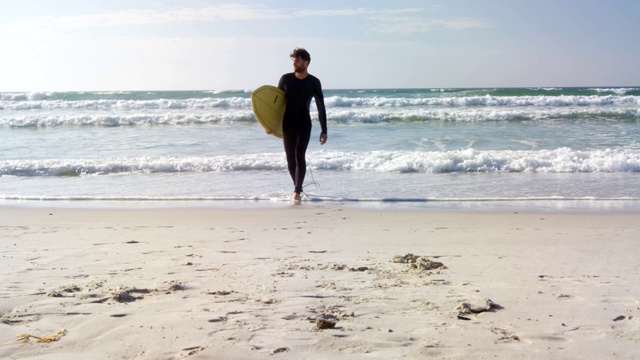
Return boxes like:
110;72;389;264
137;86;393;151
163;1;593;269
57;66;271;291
277;48;328;201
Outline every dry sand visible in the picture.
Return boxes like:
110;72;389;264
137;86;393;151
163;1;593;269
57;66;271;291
1;205;639;359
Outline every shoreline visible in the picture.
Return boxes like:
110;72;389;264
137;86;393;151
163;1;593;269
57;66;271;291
3;197;640;213
1;206;639;359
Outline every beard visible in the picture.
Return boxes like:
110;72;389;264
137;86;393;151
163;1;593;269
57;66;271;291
294;64;307;73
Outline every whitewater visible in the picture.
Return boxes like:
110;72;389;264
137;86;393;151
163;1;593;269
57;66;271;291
1;87;639;210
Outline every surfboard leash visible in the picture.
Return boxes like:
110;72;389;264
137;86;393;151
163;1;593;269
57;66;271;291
304;164;320;190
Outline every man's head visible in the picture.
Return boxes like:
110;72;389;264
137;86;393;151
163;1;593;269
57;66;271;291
290;48;310;63
290;48;310;73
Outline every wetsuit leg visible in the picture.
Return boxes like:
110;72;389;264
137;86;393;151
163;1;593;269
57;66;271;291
283;126;312;193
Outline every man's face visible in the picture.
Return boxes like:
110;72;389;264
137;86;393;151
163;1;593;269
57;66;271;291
292;56;308;73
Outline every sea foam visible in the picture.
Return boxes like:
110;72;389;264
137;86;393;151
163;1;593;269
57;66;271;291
2;148;639;177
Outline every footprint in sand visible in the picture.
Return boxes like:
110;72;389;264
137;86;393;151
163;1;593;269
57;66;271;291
528;333;571;343
272;347;290;354
557;294;575;300
491;327;525;343
179;346;206;357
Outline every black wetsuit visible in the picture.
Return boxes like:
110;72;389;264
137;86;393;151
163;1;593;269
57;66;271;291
278;73;327;193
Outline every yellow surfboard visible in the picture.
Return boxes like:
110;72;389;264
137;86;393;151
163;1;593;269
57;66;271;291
251;85;286;138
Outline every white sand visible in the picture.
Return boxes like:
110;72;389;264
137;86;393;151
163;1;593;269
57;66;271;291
1;205;639;359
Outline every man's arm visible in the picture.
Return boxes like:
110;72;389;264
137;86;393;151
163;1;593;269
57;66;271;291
314;79;328;144
277;75;286;92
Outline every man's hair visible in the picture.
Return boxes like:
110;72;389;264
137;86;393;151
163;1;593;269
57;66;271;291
290;48;311;63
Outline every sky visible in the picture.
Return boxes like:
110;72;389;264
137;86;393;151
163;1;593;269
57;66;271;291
1;0;639;91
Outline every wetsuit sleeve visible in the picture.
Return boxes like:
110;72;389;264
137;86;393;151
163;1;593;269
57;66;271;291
314;79;328;134
277;75;286;92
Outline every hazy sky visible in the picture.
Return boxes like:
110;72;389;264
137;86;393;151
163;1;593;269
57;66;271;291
1;0;638;91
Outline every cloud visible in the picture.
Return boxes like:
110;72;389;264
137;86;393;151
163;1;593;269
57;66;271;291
0;4;283;31
292;7;424;18
2;4;490;33
370;16;494;35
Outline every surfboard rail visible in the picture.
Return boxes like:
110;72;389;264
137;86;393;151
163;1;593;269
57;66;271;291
251;85;286;138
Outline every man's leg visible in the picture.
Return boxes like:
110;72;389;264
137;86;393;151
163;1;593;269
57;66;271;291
283;127;311;195
283;129;298;188
293;127;312;193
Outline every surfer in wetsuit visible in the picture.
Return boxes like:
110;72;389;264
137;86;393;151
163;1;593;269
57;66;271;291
278;48;328;201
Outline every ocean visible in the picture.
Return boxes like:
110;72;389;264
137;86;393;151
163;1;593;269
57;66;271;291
1;87;639;211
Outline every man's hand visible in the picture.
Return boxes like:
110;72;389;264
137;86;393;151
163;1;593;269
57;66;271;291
319;133;328;145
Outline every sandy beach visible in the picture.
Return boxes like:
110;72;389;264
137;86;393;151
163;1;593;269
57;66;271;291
1;204;639;359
